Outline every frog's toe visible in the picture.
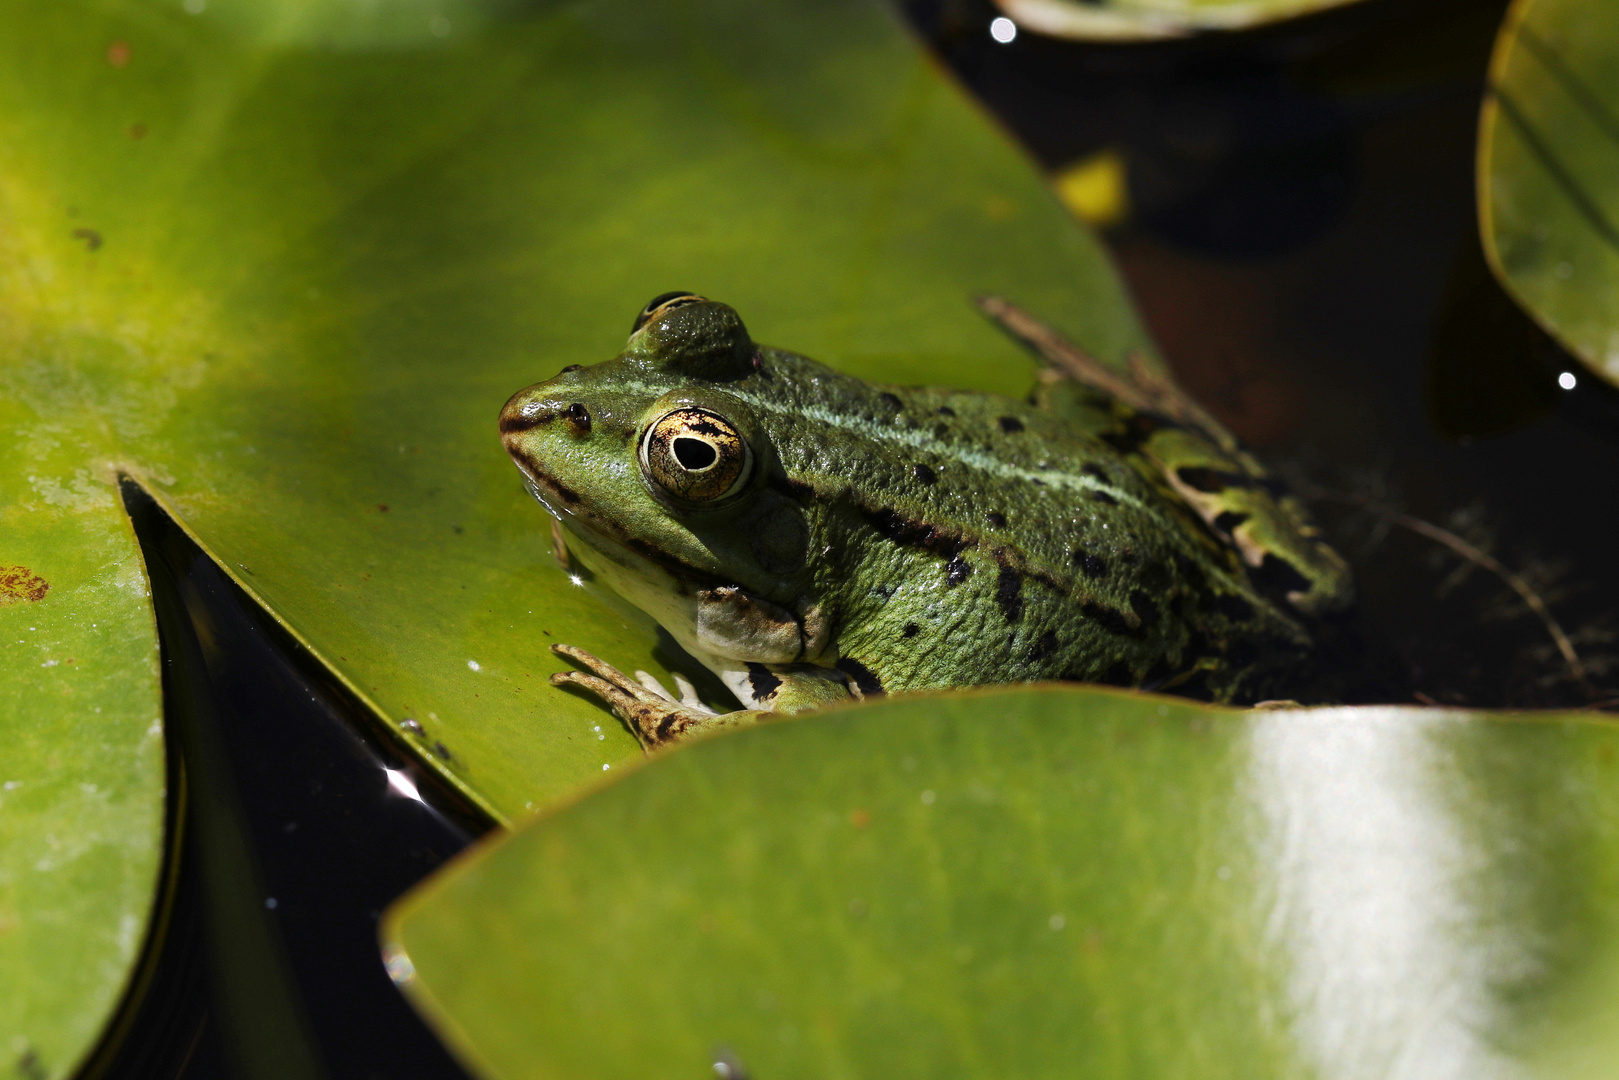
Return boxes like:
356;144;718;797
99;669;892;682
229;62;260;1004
670;672;704;709
550;644;726;751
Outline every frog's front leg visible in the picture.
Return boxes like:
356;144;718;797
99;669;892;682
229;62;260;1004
550;644;855;751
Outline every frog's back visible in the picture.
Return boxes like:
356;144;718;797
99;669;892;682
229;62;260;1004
727;348;1313;702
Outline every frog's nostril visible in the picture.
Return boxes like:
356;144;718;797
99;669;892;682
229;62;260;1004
564;402;592;436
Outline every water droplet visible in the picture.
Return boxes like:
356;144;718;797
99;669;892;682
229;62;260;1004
989;15;1017;43
1559;371;1578;391
467;659;480;671
920;789;936;805
1049;913;1066;931
384;947;416;984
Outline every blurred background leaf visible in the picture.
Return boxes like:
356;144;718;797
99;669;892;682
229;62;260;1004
1481;0;1619;389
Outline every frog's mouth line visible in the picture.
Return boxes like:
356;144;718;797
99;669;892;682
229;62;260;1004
512;458;732;597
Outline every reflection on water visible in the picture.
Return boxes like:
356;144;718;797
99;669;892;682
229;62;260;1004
1248;710;1532;1080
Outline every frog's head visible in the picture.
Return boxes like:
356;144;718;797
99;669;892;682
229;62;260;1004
499;294;810;625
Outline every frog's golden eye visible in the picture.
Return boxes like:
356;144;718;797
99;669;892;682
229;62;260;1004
632;292;706;334
640;408;751;504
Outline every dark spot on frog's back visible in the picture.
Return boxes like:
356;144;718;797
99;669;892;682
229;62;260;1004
902;622;920;639
997;416;1024;434
1082;600;1139;637
945;555;972;586
835;657;884;696
861;507;970;560
1071;549;1107;579
936;405;956;417
1027;629;1057;662
1129;589;1160;629
985;511;1006;528
879;392;903;413
995;565;1023;623
1139;560;1170;592
912;463;937;485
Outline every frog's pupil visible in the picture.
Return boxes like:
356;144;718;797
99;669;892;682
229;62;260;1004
673;437;717;471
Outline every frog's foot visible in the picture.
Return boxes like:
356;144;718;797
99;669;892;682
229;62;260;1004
549;644;758;751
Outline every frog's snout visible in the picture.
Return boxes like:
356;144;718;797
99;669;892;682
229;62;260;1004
497;384;558;443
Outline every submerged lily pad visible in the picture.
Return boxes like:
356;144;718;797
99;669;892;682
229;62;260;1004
385;687;1619;1080
1480;0;1619;388
993;0;1370;41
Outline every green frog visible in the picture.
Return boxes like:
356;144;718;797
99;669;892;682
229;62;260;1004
499;293;1351;749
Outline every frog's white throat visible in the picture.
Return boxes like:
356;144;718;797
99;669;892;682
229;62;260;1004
557;523;831;710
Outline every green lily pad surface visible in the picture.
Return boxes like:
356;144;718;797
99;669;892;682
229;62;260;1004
386;688;1619;1080
0;452;164;1080
1481;0;1619;388
0;0;1153;1069
0;0;1151;822
993;0;1369;41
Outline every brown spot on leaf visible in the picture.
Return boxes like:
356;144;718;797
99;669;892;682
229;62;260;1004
0;565;50;605
72;228;102;251
106;40;131;67
128;122;147;139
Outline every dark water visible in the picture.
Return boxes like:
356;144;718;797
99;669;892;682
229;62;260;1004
913;0;1619;710
98;1;1619;1074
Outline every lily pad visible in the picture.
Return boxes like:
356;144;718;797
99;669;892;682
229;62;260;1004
385;687;1619;1080
1480;0;1619;388
0;0;1153;821
992;0;1370;41
0;437;164;1079
0;0;1154;1068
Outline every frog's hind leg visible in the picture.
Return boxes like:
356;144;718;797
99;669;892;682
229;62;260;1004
975;294;1352;618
